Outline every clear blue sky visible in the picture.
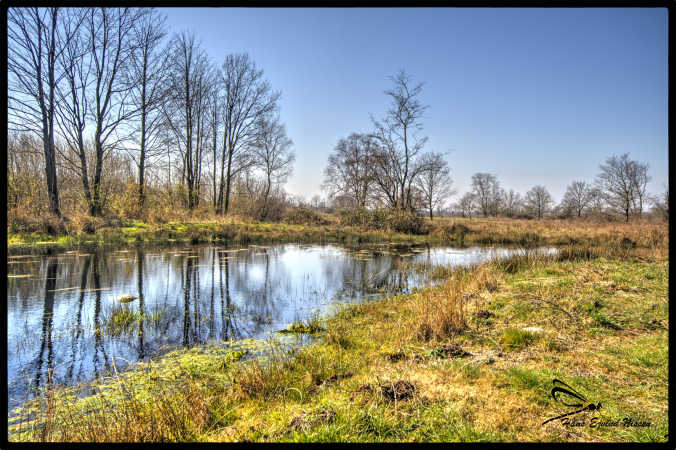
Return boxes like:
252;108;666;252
161;7;668;203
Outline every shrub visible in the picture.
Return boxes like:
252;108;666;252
8;209;67;235
339;208;427;234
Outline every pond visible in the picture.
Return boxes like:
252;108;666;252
6;243;553;413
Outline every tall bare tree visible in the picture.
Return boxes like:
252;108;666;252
524;185;553;219
125;8;168;209
85;8;140;216
503;189;521;217
53;8;94;211
251;114;295;220
471;173;501;217
162;32;212;209
217;53;280;214
414;152;454;220
8;7;81;216
628;160;650;218
322;133;377;209
596;153;647;223
561;181;594;217
371;70;429;211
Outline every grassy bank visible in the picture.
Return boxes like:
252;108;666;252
7;215;668;256
9;244;668;442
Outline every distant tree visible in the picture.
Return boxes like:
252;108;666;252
471;173;501;217
371;70;429;211
596;153;649;222
322;133;377;209
628;161;650;218
524;185;553;219
415;152;455;220
251;114;295;220
503;189;521;217
651;185;668;221
561;181;594;217
457;192;477;219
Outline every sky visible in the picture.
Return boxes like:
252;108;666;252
161;7;668;203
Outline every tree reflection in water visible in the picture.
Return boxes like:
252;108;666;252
9;244;532;414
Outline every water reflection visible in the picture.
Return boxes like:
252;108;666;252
7;244;552;413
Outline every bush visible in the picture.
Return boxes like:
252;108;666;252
339;208;428;234
8;209;67;235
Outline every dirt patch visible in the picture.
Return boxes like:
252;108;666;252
429;343;472;359
380;380;416;401
288;409;337;431
325;372;354;383
476;310;493;319
645;318;666;330
385;352;408;362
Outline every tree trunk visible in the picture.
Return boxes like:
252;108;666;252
223;146;234;214
138;59;148;210
90;137;104;216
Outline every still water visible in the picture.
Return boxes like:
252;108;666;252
6;243;547;412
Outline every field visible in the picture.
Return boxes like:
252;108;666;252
7;217;669;442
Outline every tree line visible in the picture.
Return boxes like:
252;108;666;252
8;7;295;220
453;154;664;222
322;70;455;220
322;73;666;223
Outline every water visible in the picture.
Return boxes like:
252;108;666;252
6;243;551;413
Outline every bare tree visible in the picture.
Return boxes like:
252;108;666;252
651;184;668;221
53;8;94;211
456;192;477;219
503;189;521;217
85;8;141;216
628;161;650;218
162;32;213;209
371;70;429;211
125;8;168;209
8;7;81;216
596;153;648;223
217;53;280;214
322;133;377;209
414;152;455;220
251;114;295;220
561;181;594;218
524;185;553;219
471;173;501;217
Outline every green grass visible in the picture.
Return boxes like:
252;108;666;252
104;305;162;337
500;328;540;351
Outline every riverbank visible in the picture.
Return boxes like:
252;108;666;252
7;216;668;256
9;244;668;442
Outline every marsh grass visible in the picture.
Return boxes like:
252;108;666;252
104;305;162;337
9;215;668;258
500;328;540;351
